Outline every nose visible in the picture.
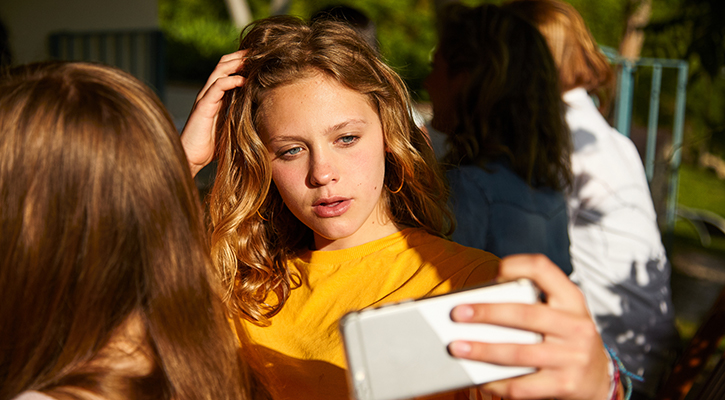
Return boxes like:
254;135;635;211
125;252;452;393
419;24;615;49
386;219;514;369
308;151;338;187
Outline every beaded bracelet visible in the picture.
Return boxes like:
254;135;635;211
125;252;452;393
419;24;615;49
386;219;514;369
604;344;644;400
610;365;621;400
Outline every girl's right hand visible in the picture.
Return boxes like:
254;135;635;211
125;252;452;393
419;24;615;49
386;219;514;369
448;254;612;400
180;50;247;177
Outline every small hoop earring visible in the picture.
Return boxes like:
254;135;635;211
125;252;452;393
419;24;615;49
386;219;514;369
387;174;404;194
256;210;269;221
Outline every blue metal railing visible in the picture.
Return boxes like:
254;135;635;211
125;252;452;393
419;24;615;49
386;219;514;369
48;29;166;101
602;47;689;235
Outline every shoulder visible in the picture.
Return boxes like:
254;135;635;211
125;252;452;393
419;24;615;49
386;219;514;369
405;230;499;284
563;89;639;155
447;164;514;187
405;229;494;260
563;88;611;137
447;163;523;203
450;163;565;216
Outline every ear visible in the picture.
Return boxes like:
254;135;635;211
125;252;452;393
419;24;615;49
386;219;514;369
384;143;395;156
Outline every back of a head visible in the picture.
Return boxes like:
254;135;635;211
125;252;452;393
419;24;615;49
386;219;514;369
0;62;246;400
438;3;571;190
504;0;614;93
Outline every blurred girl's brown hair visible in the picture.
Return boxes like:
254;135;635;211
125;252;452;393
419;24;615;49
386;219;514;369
0;62;250;400
438;3;572;191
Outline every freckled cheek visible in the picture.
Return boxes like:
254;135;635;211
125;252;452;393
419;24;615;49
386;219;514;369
271;167;305;197
349;154;386;188
344;151;369;168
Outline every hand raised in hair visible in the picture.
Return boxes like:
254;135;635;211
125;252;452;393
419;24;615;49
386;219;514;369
181;50;247;177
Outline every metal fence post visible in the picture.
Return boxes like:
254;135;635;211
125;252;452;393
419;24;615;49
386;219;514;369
666;62;689;234
615;61;636;138
645;64;663;182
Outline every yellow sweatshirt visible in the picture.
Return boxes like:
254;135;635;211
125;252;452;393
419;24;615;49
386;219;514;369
239;228;500;400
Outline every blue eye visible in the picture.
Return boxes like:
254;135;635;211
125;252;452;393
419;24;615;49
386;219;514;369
339;135;358;145
281;147;302;157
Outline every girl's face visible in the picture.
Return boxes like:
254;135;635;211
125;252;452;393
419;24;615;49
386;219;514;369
259;73;400;251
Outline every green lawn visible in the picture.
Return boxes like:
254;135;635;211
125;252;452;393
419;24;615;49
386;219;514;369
670;163;725;345
677;163;725;216
673;163;725;251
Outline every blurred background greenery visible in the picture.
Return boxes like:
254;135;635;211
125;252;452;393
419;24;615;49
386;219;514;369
160;0;439;95
159;0;725;155
162;2;722;221
160;0;725;238
159;0;643;98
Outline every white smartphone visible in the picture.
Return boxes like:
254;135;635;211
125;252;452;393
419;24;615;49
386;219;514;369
340;278;543;400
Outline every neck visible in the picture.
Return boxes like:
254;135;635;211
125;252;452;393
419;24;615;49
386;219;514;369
313;218;401;251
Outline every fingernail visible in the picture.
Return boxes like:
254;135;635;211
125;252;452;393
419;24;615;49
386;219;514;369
449;341;472;356
451;304;474;321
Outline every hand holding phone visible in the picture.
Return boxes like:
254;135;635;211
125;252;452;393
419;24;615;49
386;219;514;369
340;279;542;400
449;255;612;400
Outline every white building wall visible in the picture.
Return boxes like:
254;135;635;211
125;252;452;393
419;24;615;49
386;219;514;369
1;0;158;64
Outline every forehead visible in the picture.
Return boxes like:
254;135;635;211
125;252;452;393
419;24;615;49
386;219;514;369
257;72;380;139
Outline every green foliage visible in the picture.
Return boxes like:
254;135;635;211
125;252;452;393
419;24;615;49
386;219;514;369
457;0;628;48
285;0;438;100
160;0;439;94
157;0;641;95
685;73;725;156
648;0;725;80
644;0;725;157
159;0;274;82
160;0;239;82
568;0;628;48
157;0;628;96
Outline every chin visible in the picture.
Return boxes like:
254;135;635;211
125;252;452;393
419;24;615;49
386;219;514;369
316;228;357;242
310;221;357;240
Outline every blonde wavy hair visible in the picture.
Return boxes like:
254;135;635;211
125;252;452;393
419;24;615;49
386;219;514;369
209;16;452;325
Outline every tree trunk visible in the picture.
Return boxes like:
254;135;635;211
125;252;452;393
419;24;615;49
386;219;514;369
223;0;252;29
619;0;652;59
271;0;290;15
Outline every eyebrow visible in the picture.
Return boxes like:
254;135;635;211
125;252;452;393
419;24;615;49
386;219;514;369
325;118;367;134
266;118;369;144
